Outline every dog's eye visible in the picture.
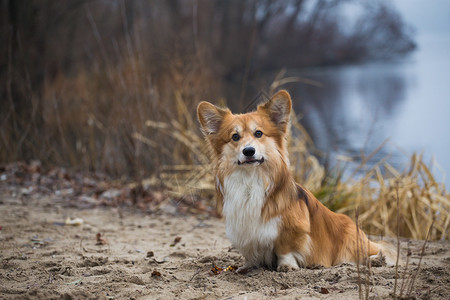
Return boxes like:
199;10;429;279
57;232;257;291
231;133;240;141
254;130;263;138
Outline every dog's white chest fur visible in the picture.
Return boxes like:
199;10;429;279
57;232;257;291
222;170;279;266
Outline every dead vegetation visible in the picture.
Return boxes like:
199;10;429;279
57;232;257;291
2;0;416;176
136;85;449;241
1;1;447;241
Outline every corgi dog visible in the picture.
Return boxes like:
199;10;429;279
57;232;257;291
197;90;394;272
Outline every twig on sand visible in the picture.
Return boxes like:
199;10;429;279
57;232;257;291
190;267;201;282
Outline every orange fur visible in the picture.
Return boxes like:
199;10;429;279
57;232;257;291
197;90;387;271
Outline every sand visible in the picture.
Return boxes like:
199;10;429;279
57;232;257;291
0;166;449;299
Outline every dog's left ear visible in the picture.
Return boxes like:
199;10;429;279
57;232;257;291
258;90;292;133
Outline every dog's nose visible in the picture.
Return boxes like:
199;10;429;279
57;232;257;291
242;147;255;157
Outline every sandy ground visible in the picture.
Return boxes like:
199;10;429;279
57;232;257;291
1;180;449;299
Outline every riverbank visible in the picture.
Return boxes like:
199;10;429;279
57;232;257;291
1;181;448;299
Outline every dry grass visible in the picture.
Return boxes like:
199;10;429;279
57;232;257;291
136;90;449;241
2;31;447;241
1;44;219;178
134;82;326;200
136;95;215;200
2;2;443;243
337;153;449;240
5;57;447;240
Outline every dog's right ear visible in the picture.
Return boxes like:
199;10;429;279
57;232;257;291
197;102;230;135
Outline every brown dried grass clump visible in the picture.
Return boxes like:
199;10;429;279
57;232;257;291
338;154;449;240
33;44;219;177
135;94;216;200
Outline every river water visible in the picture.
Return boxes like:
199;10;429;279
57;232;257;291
290;35;450;186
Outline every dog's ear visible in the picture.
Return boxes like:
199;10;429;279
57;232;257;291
258;90;292;132
197;102;230;135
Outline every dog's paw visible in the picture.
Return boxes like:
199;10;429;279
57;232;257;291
277;252;302;272
236;263;256;275
277;264;299;272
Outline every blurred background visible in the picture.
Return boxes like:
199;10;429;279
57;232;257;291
1;0;449;239
2;0;448;181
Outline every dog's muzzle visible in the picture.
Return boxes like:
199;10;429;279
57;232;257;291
238;146;264;165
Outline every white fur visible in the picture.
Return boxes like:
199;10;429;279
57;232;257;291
222;169;279;267
215;176;224;195
277;235;312;270
277;252;299;270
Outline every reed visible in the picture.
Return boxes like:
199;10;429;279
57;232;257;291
1;1;442;242
137;93;449;241
1;29;447;240
336;153;448;240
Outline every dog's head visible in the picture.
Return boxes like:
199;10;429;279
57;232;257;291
197;90;292;171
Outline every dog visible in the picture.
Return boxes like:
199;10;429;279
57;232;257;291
197;90;395;272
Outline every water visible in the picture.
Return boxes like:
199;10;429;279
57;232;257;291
290;35;450;186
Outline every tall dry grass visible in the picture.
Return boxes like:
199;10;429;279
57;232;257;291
1;2;446;240
337;154;449;240
136;88;449;240
2;40;448;239
4;42;220;178
2;0;417;175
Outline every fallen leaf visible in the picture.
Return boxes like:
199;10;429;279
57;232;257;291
170;236;182;247
211;265;223;275
224;265;237;272
210;264;237;275
151;270;161;277
96;233;107;245
320;287;329;294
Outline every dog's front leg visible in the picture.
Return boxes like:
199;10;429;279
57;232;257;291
276;252;301;272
